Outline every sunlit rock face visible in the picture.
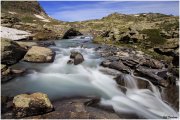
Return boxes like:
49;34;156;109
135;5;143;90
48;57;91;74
13;92;53;118
23;46;55;63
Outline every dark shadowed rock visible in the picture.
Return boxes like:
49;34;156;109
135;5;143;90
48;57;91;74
67;59;74;64
13;92;54;118
84;97;100;106
1;38;27;65
63;28;82;39
154;47;176;56
172;54;179;67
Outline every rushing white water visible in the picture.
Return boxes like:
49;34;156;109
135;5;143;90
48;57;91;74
1;39;178;119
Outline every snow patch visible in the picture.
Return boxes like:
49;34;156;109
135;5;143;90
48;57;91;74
1;26;31;41
34;14;50;22
8;11;17;15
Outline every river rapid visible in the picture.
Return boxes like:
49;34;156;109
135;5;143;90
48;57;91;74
1;37;178;119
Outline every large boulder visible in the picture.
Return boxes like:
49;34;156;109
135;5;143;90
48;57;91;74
13;92;53;118
23;46;55;63
69;51;84;65
1;38;26;65
63;28;82;39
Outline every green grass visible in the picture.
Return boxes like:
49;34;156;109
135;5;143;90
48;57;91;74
140;29;166;46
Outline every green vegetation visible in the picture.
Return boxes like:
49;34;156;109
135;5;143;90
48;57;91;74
21;16;34;23
140;29;166;46
160;21;179;31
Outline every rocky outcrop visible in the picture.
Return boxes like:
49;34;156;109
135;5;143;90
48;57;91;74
13;92;53;118
114;74;151;90
119;28;147;43
101;60;130;73
63;28;82;39
136;66;168;87
1;38;27;65
153;41;179;67
141;58;164;69
97;45;176;88
23;46;55;63
68;51;84;65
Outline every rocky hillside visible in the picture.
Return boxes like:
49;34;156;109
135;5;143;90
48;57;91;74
1;1;73;40
72;13;179;66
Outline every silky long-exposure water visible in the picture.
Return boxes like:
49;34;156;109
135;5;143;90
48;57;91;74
1;38;178;119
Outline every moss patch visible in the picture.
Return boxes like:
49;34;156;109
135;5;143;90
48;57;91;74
140;29;166;46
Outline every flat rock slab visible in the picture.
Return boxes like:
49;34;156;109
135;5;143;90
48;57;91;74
25;97;120;119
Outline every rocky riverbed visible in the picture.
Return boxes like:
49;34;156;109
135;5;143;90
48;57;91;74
1;37;179;119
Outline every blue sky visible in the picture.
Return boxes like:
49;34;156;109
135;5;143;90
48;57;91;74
39;1;179;22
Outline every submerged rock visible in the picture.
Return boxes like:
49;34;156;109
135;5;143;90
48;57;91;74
1;38;27;65
1;64;26;83
23;46;55;63
69;51;84;65
13;92;53;118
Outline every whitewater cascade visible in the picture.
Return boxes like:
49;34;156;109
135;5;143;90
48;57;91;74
2;39;178;119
